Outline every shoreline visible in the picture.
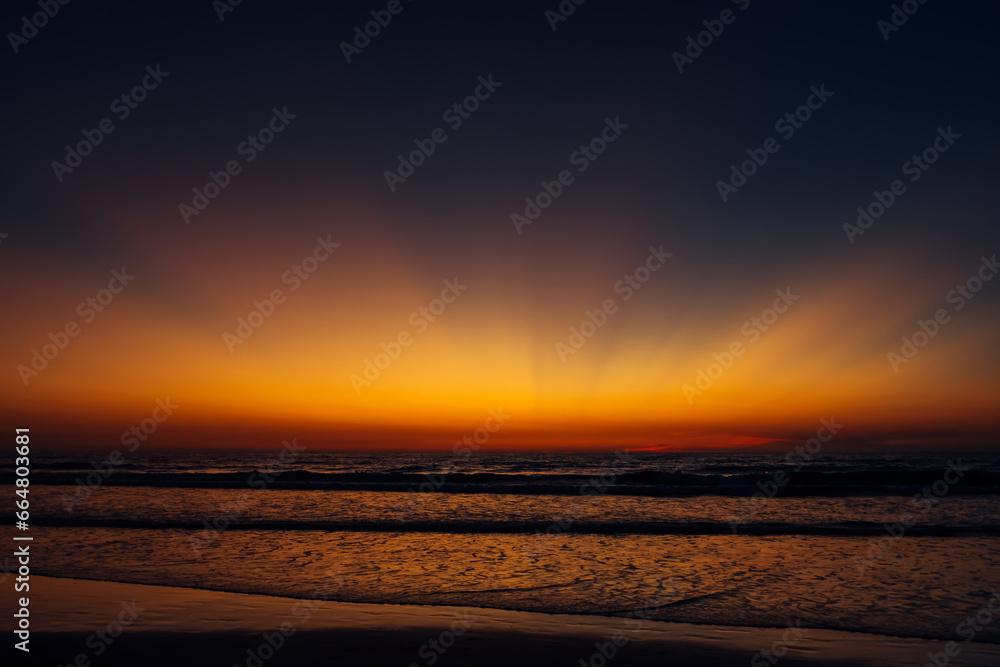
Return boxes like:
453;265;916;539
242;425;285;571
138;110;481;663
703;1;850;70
11;576;1000;666
21;572;1000;643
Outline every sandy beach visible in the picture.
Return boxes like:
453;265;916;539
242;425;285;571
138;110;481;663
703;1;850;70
8;576;997;667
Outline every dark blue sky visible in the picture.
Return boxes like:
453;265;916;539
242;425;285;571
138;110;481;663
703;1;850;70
4;0;998;259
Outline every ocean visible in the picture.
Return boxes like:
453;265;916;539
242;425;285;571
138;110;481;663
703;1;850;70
4;450;999;643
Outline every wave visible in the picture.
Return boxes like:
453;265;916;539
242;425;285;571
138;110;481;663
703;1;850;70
8;468;1000;496
14;516;1000;536
0;461;144;471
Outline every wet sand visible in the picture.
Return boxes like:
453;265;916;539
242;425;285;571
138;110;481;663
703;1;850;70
12;576;1000;666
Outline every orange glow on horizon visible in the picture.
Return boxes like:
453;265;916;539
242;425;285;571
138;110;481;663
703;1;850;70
3;197;999;451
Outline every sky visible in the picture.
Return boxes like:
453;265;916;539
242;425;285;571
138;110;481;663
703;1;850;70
2;0;999;451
